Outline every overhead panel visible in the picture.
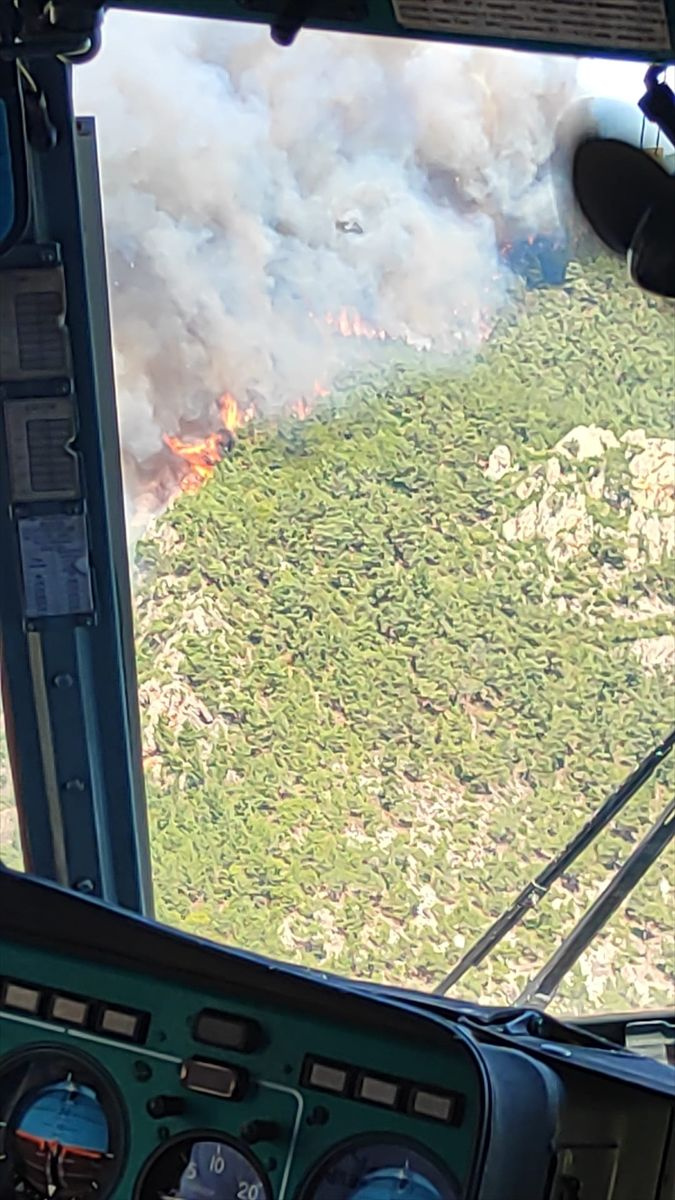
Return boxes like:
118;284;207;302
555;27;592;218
238;0;369;17
391;0;671;53
108;0;675;56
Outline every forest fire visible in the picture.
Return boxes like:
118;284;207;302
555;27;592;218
160;277;524;502
163;391;252;493
160;293;493;500
315;307;433;350
162;308;409;496
323;308;388;341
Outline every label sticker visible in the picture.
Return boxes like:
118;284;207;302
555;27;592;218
17;513;94;619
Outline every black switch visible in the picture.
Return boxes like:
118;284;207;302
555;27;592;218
147;1095;186;1119
194;1009;263;1053
239;1120;280;1144
306;1105;330;1127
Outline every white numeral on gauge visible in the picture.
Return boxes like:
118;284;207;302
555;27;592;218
210;1149;227;1174
238;1182;262;1199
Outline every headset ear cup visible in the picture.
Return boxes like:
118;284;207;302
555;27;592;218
572;135;675;297
628;200;675;298
572;137;673;253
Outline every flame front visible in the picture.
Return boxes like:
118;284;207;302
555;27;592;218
325;308;388;341
162;295;500;502
219;390;247;434
163;431;224;493
163;391;251;493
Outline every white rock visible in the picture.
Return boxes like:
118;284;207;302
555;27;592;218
503;500;538;543
485;444;512;481
628;508;675;562
628;438;675;514
546;456;562;486
632;635;675;674
516;474;541;501
621;428;648;449
586;467;605;500
503;485;594;563
538;487;594;554
555;424;620;461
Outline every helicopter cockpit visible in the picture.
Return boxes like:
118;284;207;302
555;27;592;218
0;3;674;1199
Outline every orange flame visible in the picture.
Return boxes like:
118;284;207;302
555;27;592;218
324;308;387;341
291;396;313;420
219;390;247;434
163;391;251;493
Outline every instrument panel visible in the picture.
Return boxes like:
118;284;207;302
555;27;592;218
3;867;674;1200
0;870;483;1200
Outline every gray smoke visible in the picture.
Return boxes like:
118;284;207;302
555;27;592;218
73;14;581;513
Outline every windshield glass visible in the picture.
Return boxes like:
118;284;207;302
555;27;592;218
73;15;674;1017
0;670;22;873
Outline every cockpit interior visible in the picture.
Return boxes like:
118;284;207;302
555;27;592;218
0;3;674;1199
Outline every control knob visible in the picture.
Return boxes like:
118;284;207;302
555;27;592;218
239;1119;280;1144
147;1095;186;1118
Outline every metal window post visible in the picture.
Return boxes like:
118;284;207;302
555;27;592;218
0;56;153;915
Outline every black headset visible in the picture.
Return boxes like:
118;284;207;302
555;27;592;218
572;65;675;299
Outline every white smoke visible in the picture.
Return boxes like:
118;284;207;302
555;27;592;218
73;13;581;512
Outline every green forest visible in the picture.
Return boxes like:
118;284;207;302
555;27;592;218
133;253;674;1015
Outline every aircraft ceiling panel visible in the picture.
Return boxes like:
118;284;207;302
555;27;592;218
108;0;675;58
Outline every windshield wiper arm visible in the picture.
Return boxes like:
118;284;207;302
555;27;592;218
433;728;675;997
516;798;675;1008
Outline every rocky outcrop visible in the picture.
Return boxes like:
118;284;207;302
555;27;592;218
495;424;674;568
555;424;620;461
485;425;674;672
632;634;675;674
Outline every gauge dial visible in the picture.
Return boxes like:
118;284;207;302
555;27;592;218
135;1132;271;1200
0;1045;125;1199
299;1139;461;1200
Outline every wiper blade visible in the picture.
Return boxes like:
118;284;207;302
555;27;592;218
517;797;675;1008
434;728;675;997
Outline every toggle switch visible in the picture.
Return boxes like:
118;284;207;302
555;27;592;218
306;1105;330;1127
147;1095;186;1119
239;1119;280;1144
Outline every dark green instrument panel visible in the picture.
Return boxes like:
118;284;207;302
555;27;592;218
0;871;485;1200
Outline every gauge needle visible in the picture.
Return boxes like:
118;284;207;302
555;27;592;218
44;1142;60;1197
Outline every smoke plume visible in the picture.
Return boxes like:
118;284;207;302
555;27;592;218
73;14;581;519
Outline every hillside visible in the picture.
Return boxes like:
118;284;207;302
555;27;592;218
133;255;672;1012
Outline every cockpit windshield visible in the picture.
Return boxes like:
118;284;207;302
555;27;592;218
2;13;673;1021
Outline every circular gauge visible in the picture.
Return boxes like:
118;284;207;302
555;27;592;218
135;1131;271;1200
300;1138;461;1200
0;1045;126;1199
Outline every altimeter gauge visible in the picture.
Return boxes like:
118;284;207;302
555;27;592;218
135;1131;271;1200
